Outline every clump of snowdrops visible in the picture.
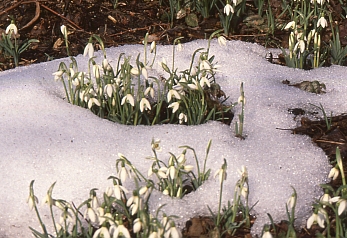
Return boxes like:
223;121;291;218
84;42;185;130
281;0;331;69
26;139;253;237
0;21;39;67
53;26;234;126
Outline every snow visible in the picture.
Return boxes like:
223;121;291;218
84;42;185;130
1;39;344;237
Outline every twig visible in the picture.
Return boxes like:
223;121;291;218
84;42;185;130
40;4;82;30
20;1;40;30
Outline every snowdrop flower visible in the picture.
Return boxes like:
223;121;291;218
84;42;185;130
286;193;296;210
241;186;248;198
307;29;316;44
59;208;74;225
6;22;18;35
42;193;54;207
163;189;169;195
218;35;227;46
224;3;234;16
159;58;169;71
188;83;198;90
317;16;327;28
183;165;194;172
167;162;176;180
131;67;140;76
200;60;211;71
121;94;135;107
126;193;140;215
139;185;151;199
27;194;38;211
330;197;347;215
237;165;248;178
328;166;339;180
214;168;225;185
118;165;131;183
168;102;180;113
337;199;347;215
164;222;181;238
141;67;148;79
262;231;273;238
200;76;210;88
140;98;151;112
113;181;129;200
294;40;305;54
214;161;227;185
133;218;143;233
158;167;168;178
84;207;97;223
93;65;100;80
151;138;162;151
284;21;296;30
319;192;331;208
83;42;94;59
113;224;131;238
307;209;326;228
179;113;187;124
149;231;160;238
53;70;64;81
93;226;110;238
104;84;114;98
238;95;245;104
167;89;181;102
88;98;101;109
60;25;67;38
145;86;155;98
103;58;112;72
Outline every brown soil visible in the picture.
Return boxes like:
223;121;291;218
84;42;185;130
1;0;346;237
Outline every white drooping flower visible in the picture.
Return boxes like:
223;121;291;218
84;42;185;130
144;86;155;98
6;23;18;35
92;226;110;238
118;165;131;183
84;207;97;223
113;181;129;200
88;98;101;109
330;197;347;215
179;113;187;124
121;94;135;107
306;209;327;229
317;16;328;28
113;224;131;238
294;39;305;54
60;25;67;38
53;70;64;81
104;84;114;98
224;3;234;16
126;194;140;215
218;36;227;46
140;98;151;112
167;89;181;102
168;102;180;113
328;166;339;180
83;42;94;59
262;231;273;238
200;76;211;88
133;218;143;233
284;21;296;30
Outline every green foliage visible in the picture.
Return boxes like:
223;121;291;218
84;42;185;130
0;22;39;67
